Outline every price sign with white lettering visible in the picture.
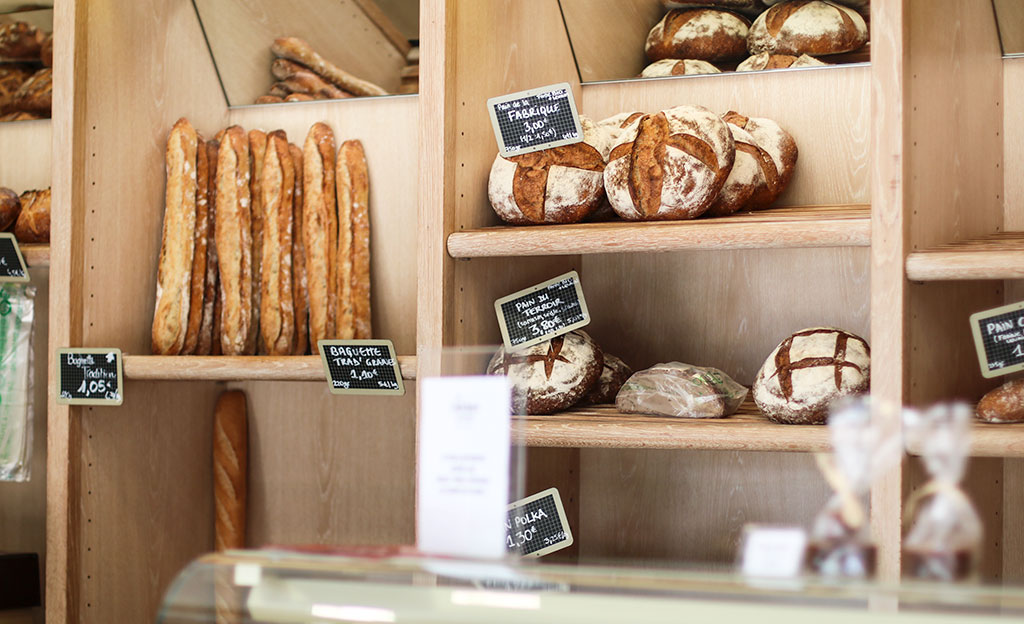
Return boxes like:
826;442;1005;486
487;82;583;157
56;348;123;406
495;271;589;351
317;339;405;396
506;488;573;558
971;301;1024;377
0;233;28;283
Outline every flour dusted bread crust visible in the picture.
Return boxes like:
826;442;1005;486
748;1;868;57
0;188;19;231
289;143;309;354
13;188;48;243
182;135;210;354
753;327;870;424
646;9;750;63
272;37;388;97
582;354;632;405
303;122;337;346
661;0;767;18
0;65;32;113
260;131;296;355
12;67;51;114
705;122;767;216
337;140;371;339
215;126;252;356
248;130;267;354
0;22;43;59
152;118;198;355
641;59;721;77
487;330;603;415
736;51;828;71
488;115;606;225
214;390;247;551
271;59;351;100
605;105;734;221
977;380;1024;424
196;139;220;355
722;111;796;209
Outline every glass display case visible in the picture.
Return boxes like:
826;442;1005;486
158;548;1024;623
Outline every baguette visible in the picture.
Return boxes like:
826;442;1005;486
289;144;309;355
260;131;296;355
302;122;336;347
268;83;291;98
285;93;315;102
335;144;353;340
343;141;371;339
152;118;198;355
214;390;247;551
215;126;252;355
248;130;267;354
271;59;352;100
182;134;210;354
255;95;284;105
196;139;220;355
271;37;388;97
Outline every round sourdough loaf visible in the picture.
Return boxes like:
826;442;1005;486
0;188;20;231
736;51;828;71
661;0;767;18
748;1;868;56
646;9;751;63
604;105;735;221
488;116;606;225
705;122;766;216
977;380;1024;423
581;354;632;405
640;59;722;77
487;330;604;415
721;111;797;209
753;327;870;424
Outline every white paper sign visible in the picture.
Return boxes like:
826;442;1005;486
740;525;807;579
418;376;512;559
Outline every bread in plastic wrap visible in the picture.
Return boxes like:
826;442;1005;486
0;284;34;481
615;362;747;418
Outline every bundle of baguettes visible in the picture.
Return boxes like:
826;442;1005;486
151;117;371;356
255;37;389;105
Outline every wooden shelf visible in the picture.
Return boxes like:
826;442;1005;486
21;244;48;267
447;204;870;258
905;233;1024;281
122;355;417;382
511;397;829;452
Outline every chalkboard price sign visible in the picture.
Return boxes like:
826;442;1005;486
487;82;584;157
970;301;1024;377
494;271;590;351
506;488;573;558
0;233;28;283
56;348;123;406
317;339;405;396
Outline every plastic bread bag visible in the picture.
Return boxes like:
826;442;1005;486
0;284;35;482
808;398;901;578
902;402;982;581
615;362;747;418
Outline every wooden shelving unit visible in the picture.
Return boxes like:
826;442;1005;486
20;244;48;268
906;233;1024;281
447;204;870;258
122;355;417;381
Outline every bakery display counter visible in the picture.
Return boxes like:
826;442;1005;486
905;233;1024;281
448;204;869;258
122;354;417;382
512;397;828;452
158;549;1024;624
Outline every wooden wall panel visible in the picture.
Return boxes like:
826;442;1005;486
193;0;406;106
560;0;664;83
0;120;51;193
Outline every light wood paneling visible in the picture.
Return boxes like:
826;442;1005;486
995;0;1024;55
1005;58;1024;232
193;0;406;105
0;120;51;192
238;381;416;547
1004;459;1024;582
559;0;664;83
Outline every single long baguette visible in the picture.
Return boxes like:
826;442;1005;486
271;37;388;97
182;133;210;354
271;59;352;100
196;139;220;355
289;143;309;355
260;130;296;355
302;122;336;347
215;126;252;355
214;390;247;551
248;130;267;354
152;117;198;355
340;140;371;339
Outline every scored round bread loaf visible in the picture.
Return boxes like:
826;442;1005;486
641;59;721;77
748;1;868;56
605;105;735;221
486;330;603;415
722;111;797;209
977;380;1024;423
705;122;767;216
753;327;870;425
661;0;767;18
646;9;751;63
736;51;828;71
488;115;606;225
0;22;44;59
581;354;632;405
0;188;20;230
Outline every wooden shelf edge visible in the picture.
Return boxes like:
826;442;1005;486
122;354;417;381
447;204;871;258
906;250;1024;281
20;244;48;267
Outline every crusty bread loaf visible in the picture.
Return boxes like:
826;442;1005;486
214;390;247;551
196;139;220;355
0;65;32;113
289;144;309;355
40;33;52;67
255;95;284;105
640;59;721;77
248;130;268;354
0;111;41;122
215;126;252;356
646;9;750;63
0;22;44;59
12;67;51;114
268;83;291;98
722;111;797;208
705;122;768;216
271;59;352;100
152;118;199;355
977;380;1024;424
13;188;48;242
736;51;828;71
336;140;371;339
260;131;296;355
334;143;354;340
182;135;210;354
0;188;19;231
748;0;868;56
271;37;388;97
303;123;337;347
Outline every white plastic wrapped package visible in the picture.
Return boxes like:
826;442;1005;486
0;284;34;482
615;362;747;418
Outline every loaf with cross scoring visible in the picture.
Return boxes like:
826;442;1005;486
645;9;751;63
748;1;869;57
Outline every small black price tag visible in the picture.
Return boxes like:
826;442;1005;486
494;271;590;351
317;339;405;396
506;488;573;558
0;233;29;283
971;301;1024;377
487;82;583;157
56;348;123;406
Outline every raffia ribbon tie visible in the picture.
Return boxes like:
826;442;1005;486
814;452;865;530
902;478;972;532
